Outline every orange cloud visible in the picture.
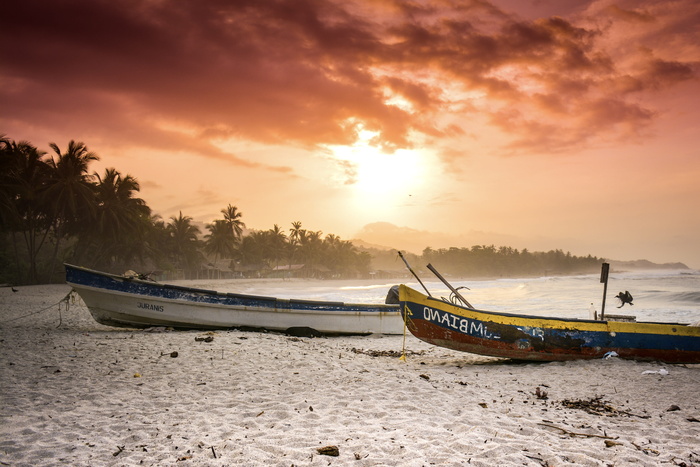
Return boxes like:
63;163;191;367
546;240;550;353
1;0;697;160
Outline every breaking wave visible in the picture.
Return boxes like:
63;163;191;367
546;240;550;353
672;291;700;304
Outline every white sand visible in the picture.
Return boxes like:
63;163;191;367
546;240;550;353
1;285;699;466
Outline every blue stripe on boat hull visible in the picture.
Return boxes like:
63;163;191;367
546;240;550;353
66;264;395;313
406;317;700;363
65;264;403;334
400;285;700;364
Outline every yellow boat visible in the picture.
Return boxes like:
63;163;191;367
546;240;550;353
399;284;700;363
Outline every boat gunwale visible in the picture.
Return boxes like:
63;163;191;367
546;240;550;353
418;288;695;328
70;283;402;317
399;284;700;363
65;263;399;312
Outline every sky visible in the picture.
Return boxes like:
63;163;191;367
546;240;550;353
2;0;699;268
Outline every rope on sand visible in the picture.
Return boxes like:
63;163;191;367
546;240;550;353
400;303;408;361
0;290;76;327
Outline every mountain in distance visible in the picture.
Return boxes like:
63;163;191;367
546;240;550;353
608;259;690;271
351;238;401;252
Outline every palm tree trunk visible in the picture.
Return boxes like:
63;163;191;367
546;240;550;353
10;230;24;284
21;222;38;284
46;223;63;283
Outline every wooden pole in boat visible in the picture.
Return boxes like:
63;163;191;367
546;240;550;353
600;262;610;320
426;263;474;309
397;251;432;297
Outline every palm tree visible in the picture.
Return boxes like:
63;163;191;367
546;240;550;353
354;250;372;277
142;214;171;271
323;235;357;278
44;140;99;278
204;219;236;265
289;221;303;245
299;230;323;277
267;224;287;271
0;138;51;283
287;221;304;269
0;135;17;229
45;140;99;226
88;168;151;269
221;204;245;242
166;211;202;277
236;230;269;276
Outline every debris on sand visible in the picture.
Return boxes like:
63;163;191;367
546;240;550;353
561;396;649;418
317;445;339;457
350;348;424;358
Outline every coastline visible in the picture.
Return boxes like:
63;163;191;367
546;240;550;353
1;285;699;466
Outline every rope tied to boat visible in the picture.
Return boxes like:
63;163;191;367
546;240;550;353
447;286;472;307
400;302;409;361
0;289;76;328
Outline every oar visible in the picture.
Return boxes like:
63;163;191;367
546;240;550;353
426;263;474;309
397;251;432;297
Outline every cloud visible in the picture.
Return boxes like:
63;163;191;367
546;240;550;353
336;159;359;185
642;59;695;89
1;0;697;161
138;180;162;190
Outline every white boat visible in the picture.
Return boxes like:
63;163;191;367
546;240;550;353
65;264;403;335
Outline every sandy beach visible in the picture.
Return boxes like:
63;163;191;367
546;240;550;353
1;284;699;466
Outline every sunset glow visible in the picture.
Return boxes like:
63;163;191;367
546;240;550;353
2;0;699;267
328;128;428;200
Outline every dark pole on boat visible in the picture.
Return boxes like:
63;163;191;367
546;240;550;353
426;263;474;309
397;251;432;297
600;262;610;320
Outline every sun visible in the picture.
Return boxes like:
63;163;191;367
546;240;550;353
327;129;427;203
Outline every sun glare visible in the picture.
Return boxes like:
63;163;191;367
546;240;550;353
327;130;428;210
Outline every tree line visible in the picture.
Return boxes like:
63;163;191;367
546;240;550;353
418;245;603;277
0;136;371;284
1;135;605;285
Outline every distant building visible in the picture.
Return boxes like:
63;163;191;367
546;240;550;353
269;264;332;279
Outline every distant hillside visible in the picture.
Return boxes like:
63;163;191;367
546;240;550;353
350;239;396;252
608;259;689;271
353;243;412;273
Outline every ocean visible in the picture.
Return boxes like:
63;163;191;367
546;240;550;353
172;268;700;325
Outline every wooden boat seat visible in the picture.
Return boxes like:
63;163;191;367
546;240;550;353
604;314;636;322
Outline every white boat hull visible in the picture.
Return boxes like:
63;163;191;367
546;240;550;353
66;264;404;335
